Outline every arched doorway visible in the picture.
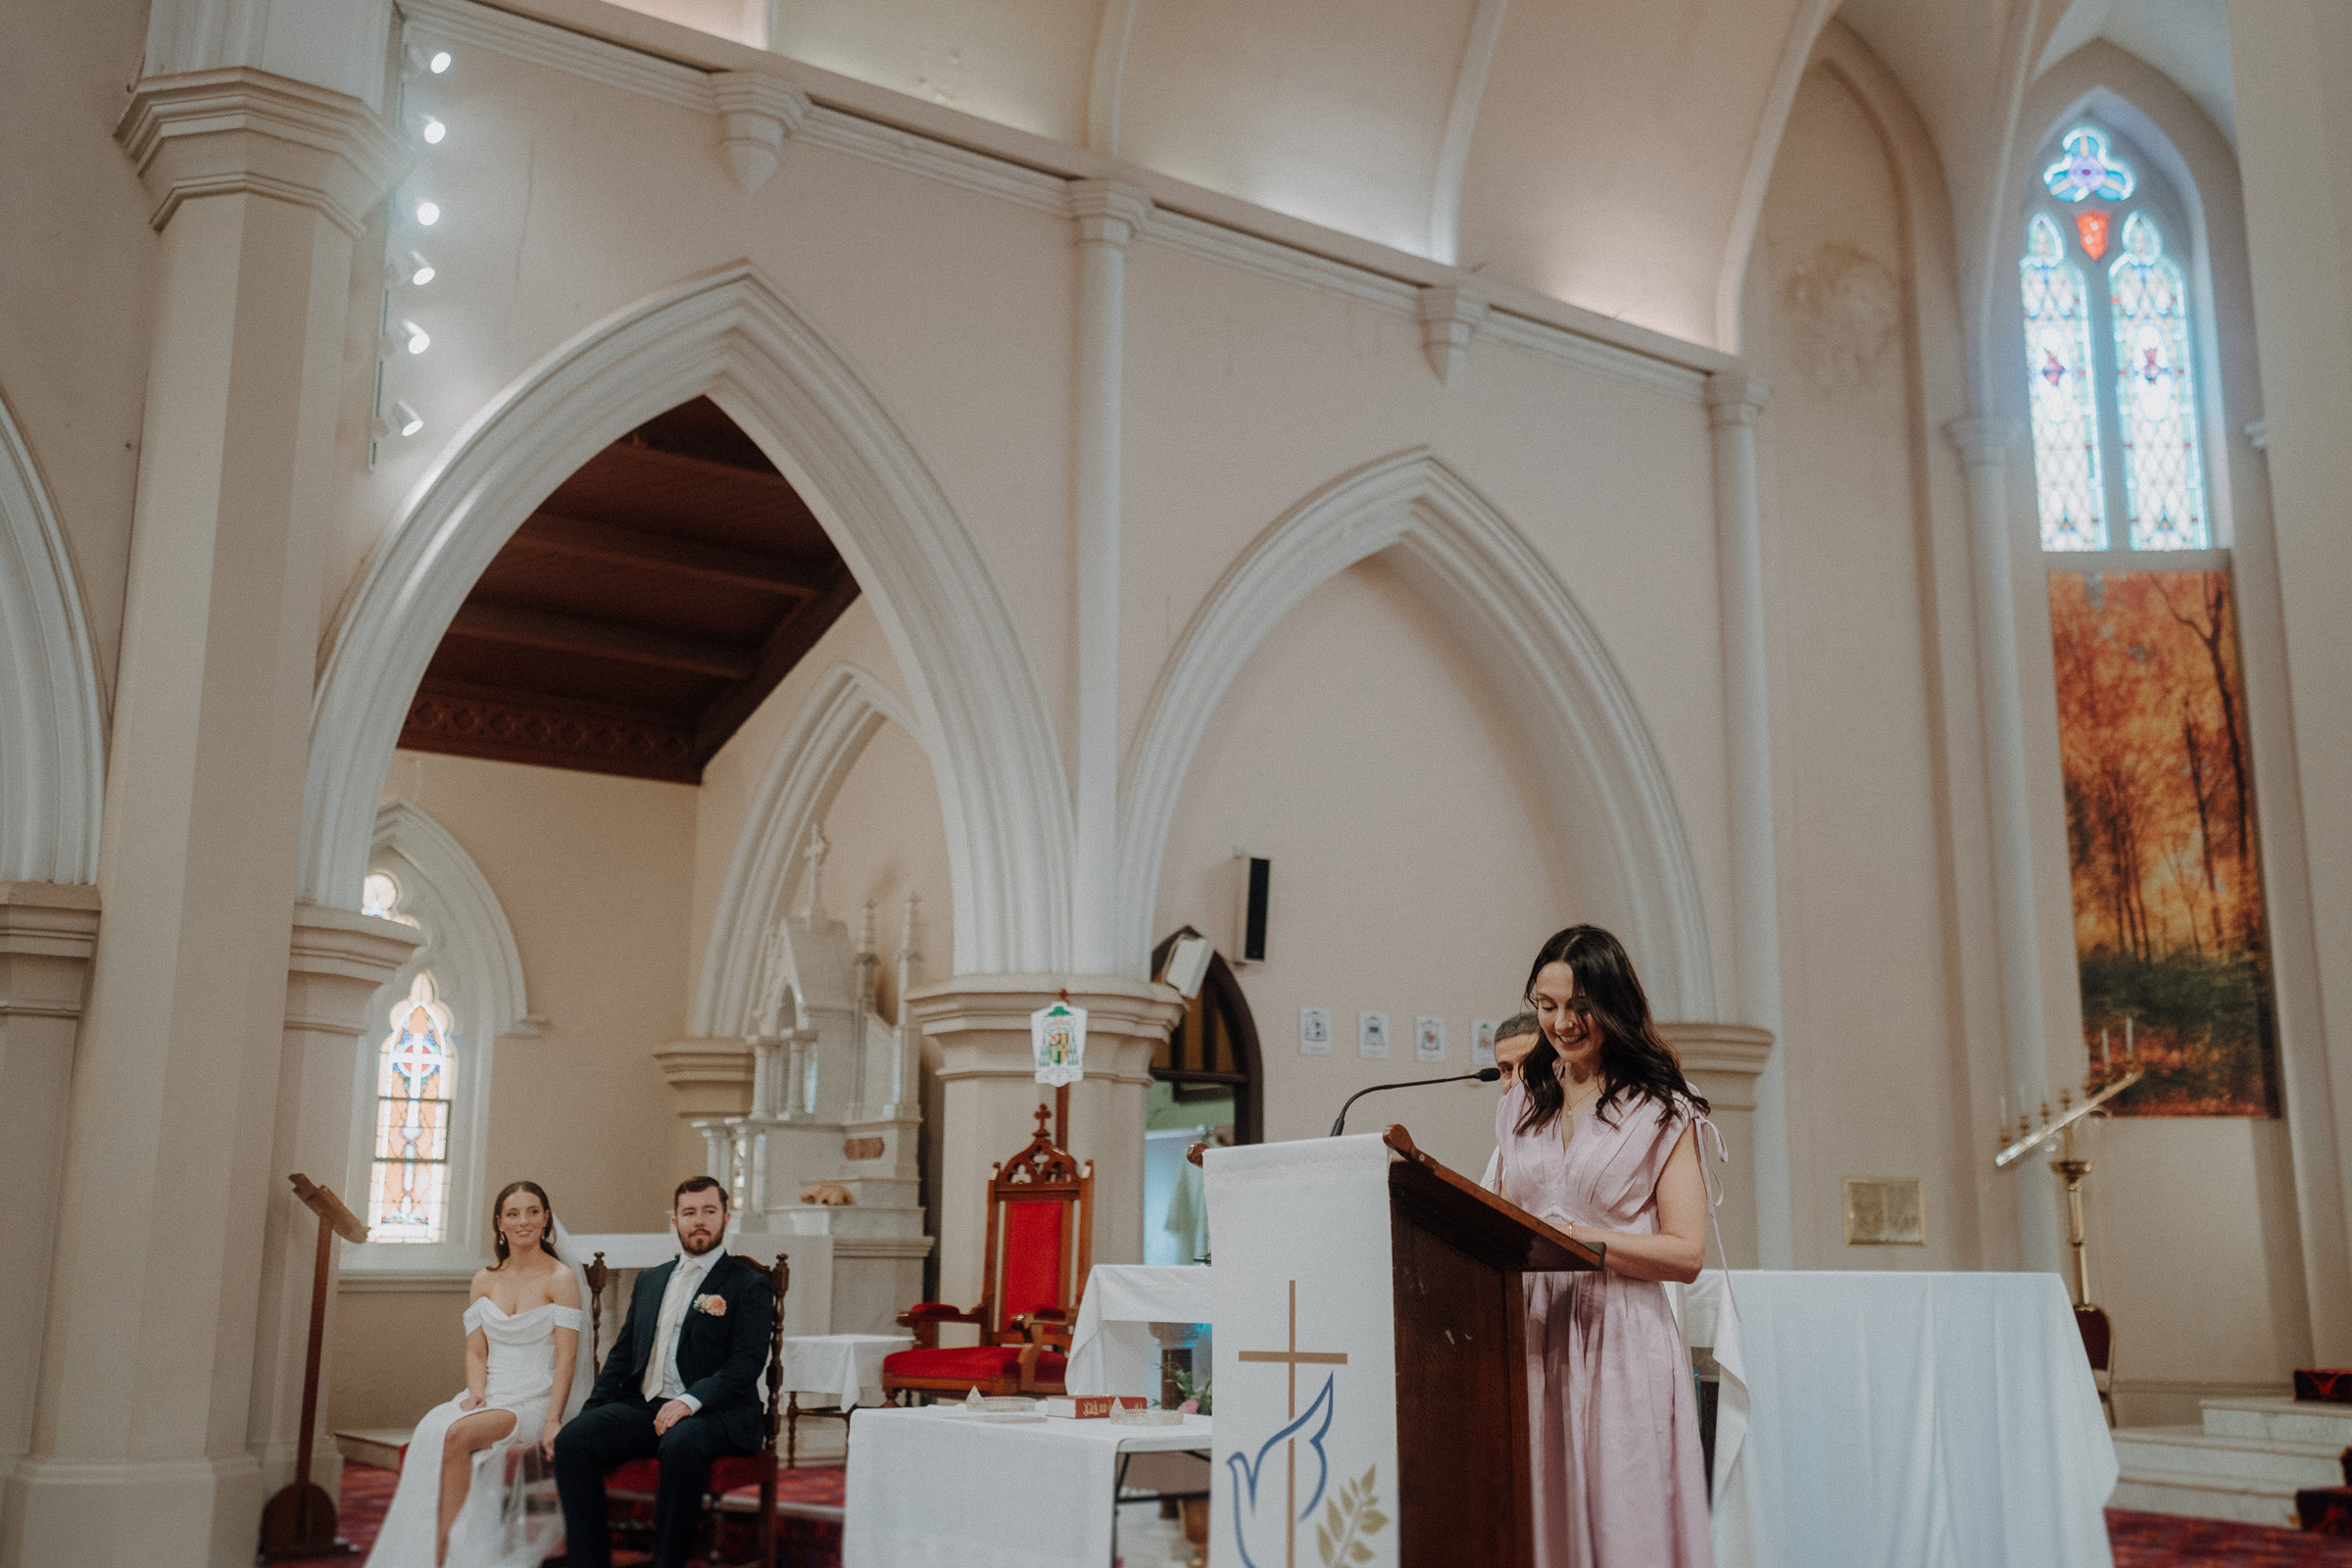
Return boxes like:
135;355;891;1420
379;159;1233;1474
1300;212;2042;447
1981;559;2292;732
1143;927;1262;1266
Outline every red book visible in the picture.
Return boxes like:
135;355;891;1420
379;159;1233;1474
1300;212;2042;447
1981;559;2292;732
1040;1395;1149;1419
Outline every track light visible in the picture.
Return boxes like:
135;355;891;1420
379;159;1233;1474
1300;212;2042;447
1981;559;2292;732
400;320;430;355
393;401;424;437
383;252;434;287
422;117;446;144
407;251;434;285
431;50;451;73
403;44;453;79
415;200;440;226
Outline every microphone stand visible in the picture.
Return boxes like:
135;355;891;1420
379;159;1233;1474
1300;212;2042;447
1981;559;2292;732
1330;1067;1501;1137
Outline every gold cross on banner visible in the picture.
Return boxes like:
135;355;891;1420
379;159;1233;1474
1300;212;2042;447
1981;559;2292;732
1237;1279;1348;1568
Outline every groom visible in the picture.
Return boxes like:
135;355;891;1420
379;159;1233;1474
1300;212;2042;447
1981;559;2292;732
554;1176;776;1568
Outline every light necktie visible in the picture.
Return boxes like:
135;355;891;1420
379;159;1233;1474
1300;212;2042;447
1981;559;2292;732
641;1259;703;1400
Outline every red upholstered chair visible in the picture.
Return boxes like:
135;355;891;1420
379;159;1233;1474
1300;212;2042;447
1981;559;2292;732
882;1105;1094;1402
585;1250;791;1568
2073;1302;2116;1429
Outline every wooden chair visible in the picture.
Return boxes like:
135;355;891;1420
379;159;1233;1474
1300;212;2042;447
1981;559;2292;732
585;1250;791;1568
881;1105;1094;1402
2073;1302;2116;1428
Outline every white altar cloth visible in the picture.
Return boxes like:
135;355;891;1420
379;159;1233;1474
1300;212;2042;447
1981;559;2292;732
842;1405;1212;1568
781;1333;909;1410
1687;1270;2118;1568
1065;1263;1211;1398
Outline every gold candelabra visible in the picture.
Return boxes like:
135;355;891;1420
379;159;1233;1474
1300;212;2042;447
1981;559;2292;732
1993;1068;2143;1307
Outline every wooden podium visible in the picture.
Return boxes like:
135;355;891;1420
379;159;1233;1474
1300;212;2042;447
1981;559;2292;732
1203;1126;1601;1568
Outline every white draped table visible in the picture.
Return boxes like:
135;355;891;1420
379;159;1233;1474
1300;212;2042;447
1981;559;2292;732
1065;1263;1211;1398
1686;1270;2119;1568
780;1332;909;1411
842;1405;1213;1568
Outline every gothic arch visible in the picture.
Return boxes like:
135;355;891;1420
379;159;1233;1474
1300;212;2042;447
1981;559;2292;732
370;799;534;1039
694;660;923;1038
1115;449;1719;1017
0;393;104;885
303;262;1071;974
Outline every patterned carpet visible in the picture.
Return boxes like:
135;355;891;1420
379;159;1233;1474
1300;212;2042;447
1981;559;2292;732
2108;1509;2352;1566
275;1461;845;1568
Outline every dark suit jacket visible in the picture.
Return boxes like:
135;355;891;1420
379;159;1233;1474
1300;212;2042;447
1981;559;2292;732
587;1251;776;1452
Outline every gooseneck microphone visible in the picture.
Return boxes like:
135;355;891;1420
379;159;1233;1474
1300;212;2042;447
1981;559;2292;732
1329;1066;1503;1137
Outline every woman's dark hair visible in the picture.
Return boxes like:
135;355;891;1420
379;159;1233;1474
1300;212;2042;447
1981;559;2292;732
491;1180;559;1266
1516;925;1707;1135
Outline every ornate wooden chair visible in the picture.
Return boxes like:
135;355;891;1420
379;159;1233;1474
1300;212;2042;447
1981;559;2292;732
2073;1302;2116;1429
585;1250;791;1568
881;1105;1094;1402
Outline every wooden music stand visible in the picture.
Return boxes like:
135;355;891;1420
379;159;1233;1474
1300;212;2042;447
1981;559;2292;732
258;1174;368;1559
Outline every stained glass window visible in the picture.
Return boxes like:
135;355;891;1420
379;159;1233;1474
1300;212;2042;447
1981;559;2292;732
2110;214;2210;550
368;971;456;1243
2021;215;2108;551
2043;126;2135;203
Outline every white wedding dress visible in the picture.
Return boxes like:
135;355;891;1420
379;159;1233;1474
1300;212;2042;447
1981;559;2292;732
365;1292;591;1568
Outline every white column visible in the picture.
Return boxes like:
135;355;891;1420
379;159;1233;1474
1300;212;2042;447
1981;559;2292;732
1945;416;2064;1273
0;885;101;1515
1;66;402;1568
1065;180;1152;977
245;908;418;1503
1702;372;1791;1265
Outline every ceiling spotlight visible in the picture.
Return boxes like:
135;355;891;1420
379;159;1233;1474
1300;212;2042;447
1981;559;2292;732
415;200;440;226
394;401;424;437
408;251;435;285
401;320;430;355
422;117;446;144
429;50;451;74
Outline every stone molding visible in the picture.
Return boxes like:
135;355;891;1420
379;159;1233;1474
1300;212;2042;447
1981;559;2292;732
285;904;424;1034
114;68;409;238
303;263;1074;975
1943;415;2023;470
693;662;919;1037
1416;283;1488;384
0;885;102;1009
1113;448;1719;1016
0;403;106;887
1066;178;1152;248
654;1039;755;1121
710;72;808;195
1702;370;1770;427
906;975;1183;1089
1660;1020;1774;1111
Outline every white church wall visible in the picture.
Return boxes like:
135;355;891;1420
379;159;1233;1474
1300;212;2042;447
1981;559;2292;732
0;0;160;704
1745;58;1983;1273
1152;558;1565;1183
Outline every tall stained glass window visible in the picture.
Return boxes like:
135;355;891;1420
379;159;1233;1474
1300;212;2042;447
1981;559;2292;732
2110;214;2209;549
369;970;457;1242
2021;214;2107;551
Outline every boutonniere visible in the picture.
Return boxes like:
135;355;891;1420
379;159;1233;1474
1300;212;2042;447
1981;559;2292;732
694;1293;727;1317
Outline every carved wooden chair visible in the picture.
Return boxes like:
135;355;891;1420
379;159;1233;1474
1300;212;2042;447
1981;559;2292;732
2073;1302;2116;1428
585;1250;791;1568
881;1105;1094;1402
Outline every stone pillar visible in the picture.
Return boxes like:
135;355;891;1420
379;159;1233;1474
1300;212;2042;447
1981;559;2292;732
906;978;1182;1318
1661;1021;1773;1268
1944;416;2063;1275
1702;371;1791;1265
1;71;402;1568
0;885;101;1519
2229;0;2352;1362
1065;181;1152;977
245;909;418;1503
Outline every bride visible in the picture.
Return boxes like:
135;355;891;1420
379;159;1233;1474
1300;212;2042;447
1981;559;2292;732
366;1181;593;1568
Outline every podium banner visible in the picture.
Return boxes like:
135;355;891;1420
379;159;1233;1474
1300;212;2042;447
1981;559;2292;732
1204;1136;1399;1568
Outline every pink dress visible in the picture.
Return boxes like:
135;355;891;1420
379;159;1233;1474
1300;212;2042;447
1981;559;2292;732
1494;1079;1716;1568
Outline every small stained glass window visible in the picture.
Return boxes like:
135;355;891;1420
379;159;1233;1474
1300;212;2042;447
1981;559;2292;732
363;870;421;928
2109;214;2210;550
2021;215;2108;551
368;972;456;1243
2043;126;2135;204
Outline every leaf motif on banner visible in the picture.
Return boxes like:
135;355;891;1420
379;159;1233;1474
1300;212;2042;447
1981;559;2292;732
1318;1465;1386;1567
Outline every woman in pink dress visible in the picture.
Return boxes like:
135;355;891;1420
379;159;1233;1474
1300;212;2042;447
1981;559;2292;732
1493;925;1719;1568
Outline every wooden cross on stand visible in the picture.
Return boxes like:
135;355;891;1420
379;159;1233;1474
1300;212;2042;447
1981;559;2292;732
1236;1279;1348;1568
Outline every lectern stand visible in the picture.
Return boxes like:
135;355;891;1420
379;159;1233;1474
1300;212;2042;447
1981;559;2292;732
1202;1126;1600;1568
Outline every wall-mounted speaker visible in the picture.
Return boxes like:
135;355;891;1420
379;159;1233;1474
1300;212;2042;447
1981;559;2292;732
1232;854;1270;965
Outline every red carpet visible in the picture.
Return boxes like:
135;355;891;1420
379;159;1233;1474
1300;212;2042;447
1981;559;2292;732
2108;1508;2352;1566
274;1461;844;1568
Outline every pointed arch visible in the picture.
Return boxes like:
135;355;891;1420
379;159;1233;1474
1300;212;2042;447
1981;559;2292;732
0;393;105;884
1115;449;1718;1017
304;262;1070;974
370;799;533;1039
694;660;923;1038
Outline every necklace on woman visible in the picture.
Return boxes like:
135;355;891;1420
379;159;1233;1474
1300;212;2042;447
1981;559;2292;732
1559;1072;1603;1148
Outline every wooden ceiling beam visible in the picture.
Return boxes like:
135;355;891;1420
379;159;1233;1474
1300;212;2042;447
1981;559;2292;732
610;440;802;494
447;603;759;680
694;570;864;762
514;513;824;596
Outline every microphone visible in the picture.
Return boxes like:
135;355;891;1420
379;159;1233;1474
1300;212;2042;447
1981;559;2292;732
1330;1067;1503;1137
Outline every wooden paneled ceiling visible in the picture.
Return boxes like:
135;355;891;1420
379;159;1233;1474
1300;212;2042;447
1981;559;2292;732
398;397;858;783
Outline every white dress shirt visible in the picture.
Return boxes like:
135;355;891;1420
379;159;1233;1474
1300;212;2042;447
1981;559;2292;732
642;1238;728;1410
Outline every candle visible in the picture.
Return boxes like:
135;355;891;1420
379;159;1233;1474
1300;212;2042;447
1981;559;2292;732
2000;1090;2010;1130
2100;1027;2110;1075
2125;1015;2134;1062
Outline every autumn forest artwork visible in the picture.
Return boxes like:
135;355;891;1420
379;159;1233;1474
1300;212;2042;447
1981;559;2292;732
2050;570;2278;1116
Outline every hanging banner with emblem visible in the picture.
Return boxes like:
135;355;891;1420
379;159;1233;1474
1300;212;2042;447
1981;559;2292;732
1032;997;1087;1087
